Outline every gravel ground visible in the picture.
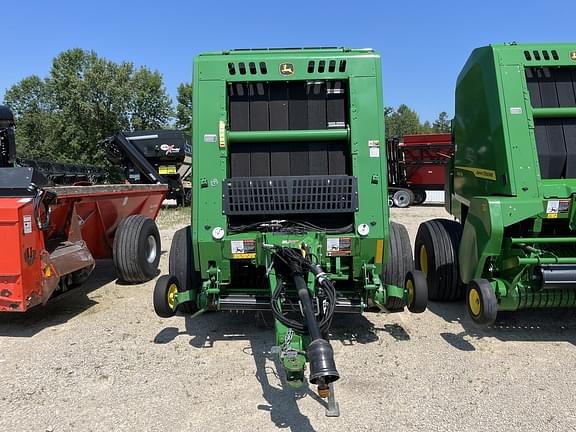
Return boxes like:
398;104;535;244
1;205;576;432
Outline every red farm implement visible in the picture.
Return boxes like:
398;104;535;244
0;168;167;312
387;133;453;207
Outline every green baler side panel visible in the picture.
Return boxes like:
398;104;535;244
191;49;389;279
453;43;576;208
453;46;513;200
454;43;576;307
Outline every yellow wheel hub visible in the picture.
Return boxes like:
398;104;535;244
419;245;428;275
468;287;481;317
167;283;179;310
406;278;415;306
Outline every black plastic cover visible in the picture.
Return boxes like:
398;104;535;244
526;67;576;108
228;80;347;131
0;167;49;196
0;105;15;128
223;175;357;215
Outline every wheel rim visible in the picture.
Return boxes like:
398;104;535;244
146;235;157;264
419;245;428;275
395;191;410;206
468;287;481;317
406;278;415;306
167;283;178;310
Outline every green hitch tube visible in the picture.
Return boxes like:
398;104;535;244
515;257;576;265
510;237;576;244
532;108;576;119
227;128;349;143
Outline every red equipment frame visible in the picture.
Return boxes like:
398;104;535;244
399;133;453;190
0;184;167;312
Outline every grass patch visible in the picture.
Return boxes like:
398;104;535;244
156;206;190;229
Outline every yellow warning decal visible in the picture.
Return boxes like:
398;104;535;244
455;165;497;181
159;165;177;175
219;120;226;148
375;239;384;264
232;253;256;259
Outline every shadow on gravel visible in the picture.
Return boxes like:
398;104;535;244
152;311;394;430
0;260;118;337
428;301;576;350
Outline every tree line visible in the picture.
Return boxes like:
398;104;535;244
2;49;449;166
385;105;450;139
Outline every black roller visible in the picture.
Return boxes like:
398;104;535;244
536;265;576;290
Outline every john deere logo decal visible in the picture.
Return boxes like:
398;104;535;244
280;63;294;76
571;51;576;61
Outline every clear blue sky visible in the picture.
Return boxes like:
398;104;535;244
3;1;575;122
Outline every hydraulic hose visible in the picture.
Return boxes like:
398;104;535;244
290;261;322;341
287;259;339;385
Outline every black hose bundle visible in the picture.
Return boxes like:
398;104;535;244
31;187;56;231
270;247;337;335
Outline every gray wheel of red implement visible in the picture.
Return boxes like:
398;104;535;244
412;188;427;205
393;190;413;208
113;215;161;283
382;222;414;311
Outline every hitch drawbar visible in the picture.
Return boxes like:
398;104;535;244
269;246;340;416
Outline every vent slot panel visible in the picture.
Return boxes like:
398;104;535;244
229;59;346;75
526;67;576;108
229;141;349;177
228;80;347;131
534;118;576;179
223;175;357;215
524;49;561;62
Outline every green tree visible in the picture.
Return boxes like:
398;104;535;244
419;120;433;134
175;82;193;131
385;104;421;139
131;68;173;130
3;75;58;159
3;48;174;165
432;111;451;132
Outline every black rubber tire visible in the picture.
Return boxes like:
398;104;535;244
393;190;413;208
412;188;427;205
415;218;463;301
153;274;179;318
382;222;414;310
405;270;427;313
113;215;161;283
169;226;198;314
466;278;498;325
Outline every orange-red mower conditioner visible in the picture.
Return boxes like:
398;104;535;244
0;194;49;311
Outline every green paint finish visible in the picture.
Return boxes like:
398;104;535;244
192;47;391;280
228;128;349;143
451;43;576;315
188;47;410;386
